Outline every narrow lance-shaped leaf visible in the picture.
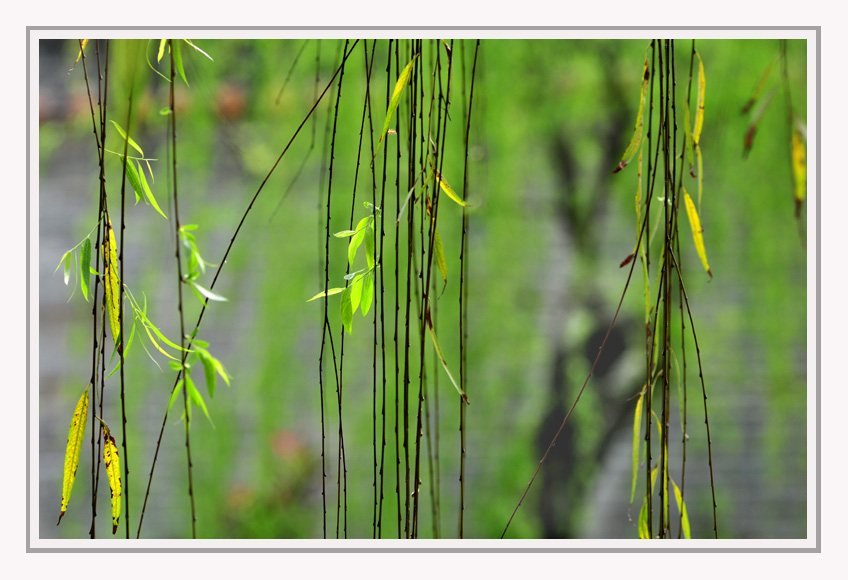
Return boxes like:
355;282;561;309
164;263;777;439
80;238;91;301
190;281;228;303
426;311;469;404
349;273;364;315
671;478;692;539
638;465;659;539
100;421;122;535
741;55;777;114
348;216;371;267
434;226;448;287
103;221;122;350
57;385;89;525
110;120;144;157
307;287;345;302
360;272;374;317
136;160;167;219
340;286;354;335
692;50;706;145
374;54;418;159
791;127;806;217
186;374;213;426
122;155;146;204
743;84;778;159
74;39;89;65
683;189;712;278
614;55;650;174
434;169;468;207
183;39;213;61
630;389;645;504
172;40;188;86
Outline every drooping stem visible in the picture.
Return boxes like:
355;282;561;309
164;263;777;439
168;40;198;540
135;39;360;539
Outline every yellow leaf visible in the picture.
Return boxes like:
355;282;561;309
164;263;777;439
374;54;418;159
103;221;121;351
434;170;468;207
75;40;89;65
791;128;806;213
671;478;692;539
693;50;706;145
683;189;711;278
57;385;89;525
614;55;649;173
101;422;122;535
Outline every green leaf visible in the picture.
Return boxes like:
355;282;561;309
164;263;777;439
427;319;469;404
307;287;345;302
190;281;227;302
58;385;89;525
375;54;418;159
340;286;353;335
55;250;70;277
333;230;357;238
360;272;374;317
433;226;447;285
614;54;650;173
137;160;167;219
80;238;91;301
183;39;213;61
348;216;370;267
186;374;213;426
365;223;376;269
172;40;188;86
630;389;645;504
349;274;364;315
109;121;144;157
122;156;145;202
167;380;184;414
63;249;71;285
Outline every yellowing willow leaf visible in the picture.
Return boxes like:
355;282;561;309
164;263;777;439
434;170;468;207
57;385;89;525
103;221;122;350
614;56;649;174
374;54;418;159
683;189;712;278
74;40;89;65
791;128;806;216
693;50;706;145
101;421;122;534
671;478;692;539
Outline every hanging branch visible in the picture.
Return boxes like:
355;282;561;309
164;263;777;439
135;39;360;539
458;38;480;539
165;40;198;539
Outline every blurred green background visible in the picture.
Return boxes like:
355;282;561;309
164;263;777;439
38;37;807;540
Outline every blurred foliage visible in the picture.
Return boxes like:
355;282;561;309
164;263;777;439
40;37;807;540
